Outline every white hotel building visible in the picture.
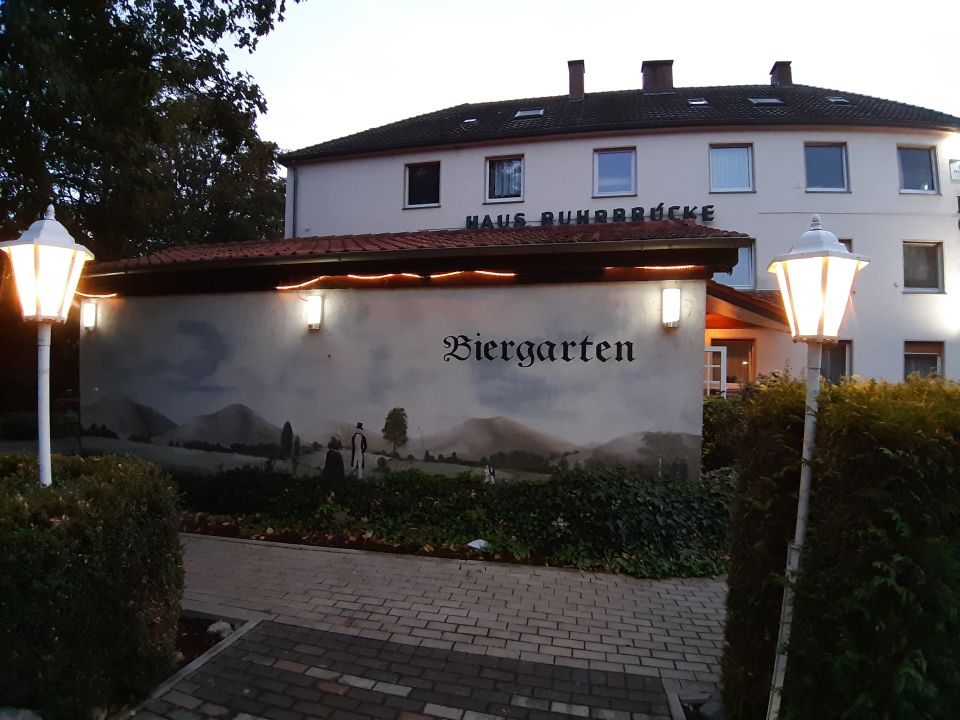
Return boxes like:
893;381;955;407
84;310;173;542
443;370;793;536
281;60;960;386
78;60;960;476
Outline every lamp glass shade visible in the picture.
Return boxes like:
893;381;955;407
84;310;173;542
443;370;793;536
768;214;868;343
0;206;94;323
661;287;681;327
4;244;91;322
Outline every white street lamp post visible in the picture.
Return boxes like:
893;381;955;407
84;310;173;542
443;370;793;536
0;206;94;486
764;215;869;719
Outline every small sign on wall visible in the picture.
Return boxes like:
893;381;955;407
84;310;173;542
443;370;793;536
950;159;960;182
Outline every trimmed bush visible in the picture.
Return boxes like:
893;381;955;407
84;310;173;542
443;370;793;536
176;466;735;578
702;393;745;471
0;454;183;720
722;377;960;719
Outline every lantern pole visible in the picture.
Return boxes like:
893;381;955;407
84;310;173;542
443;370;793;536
765;340;821;720
37;323;53;487
764;215;869;719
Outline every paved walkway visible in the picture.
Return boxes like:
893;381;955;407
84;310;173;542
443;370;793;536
133;534;726;720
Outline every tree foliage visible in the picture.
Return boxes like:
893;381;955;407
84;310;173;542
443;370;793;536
382;407;409;453
0;0;292;260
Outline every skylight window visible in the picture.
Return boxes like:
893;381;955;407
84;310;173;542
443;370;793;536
688;98;709;106
826;96;850;105
514;108;544;118
748;97;784;106
462;118;477;123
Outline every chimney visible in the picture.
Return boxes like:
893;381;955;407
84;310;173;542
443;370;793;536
642;60;674;93
568;59;585;101
770;61;793;87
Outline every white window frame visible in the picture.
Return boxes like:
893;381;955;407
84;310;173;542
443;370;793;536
902;241;944;293
709;145;754;193
710;338;755;390
403;161;441;209
485;155;524;203
897;146;938;194
713;242;755;290
804;143;849;192
904;341;943;379
593;148;637;197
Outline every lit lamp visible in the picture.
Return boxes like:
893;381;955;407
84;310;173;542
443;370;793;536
661;287;681;328
0;205;94;487
305;294;323;331
764;214;868;720
80;300;97;330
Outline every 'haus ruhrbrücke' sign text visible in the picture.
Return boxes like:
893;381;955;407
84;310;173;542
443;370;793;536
466;203;715;229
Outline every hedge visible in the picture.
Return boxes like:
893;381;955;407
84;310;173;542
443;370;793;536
177;465;735;578
721;377;960;720
0;454;183;720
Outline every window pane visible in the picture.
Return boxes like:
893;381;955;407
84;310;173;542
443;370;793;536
596;150;635;195
905;353;940;378
710;147;752;191
899;148;936;191
406;163;439;205
711;340;753;386
488;157;522;199
713;245;755;289
806;145;846;189
821;341;849;384
903;243;941;289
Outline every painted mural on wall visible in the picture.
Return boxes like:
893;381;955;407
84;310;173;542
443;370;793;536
79;282;705;480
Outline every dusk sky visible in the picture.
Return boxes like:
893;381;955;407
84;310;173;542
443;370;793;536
226;0;960;161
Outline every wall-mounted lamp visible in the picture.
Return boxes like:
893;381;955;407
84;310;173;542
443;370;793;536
80;300;97;330
661;287;681;328
305;294;323;331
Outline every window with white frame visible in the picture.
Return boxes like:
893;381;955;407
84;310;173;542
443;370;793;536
903;241;943;291
710;339;754;387
593;148;636;196
805;143;848;191
898;146;938;193
821;340;852;384
486;156;523;202
904;341;943;378
709;145;753;192
713;242;755;289
405;162;440;207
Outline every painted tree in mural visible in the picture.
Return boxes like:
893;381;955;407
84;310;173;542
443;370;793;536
382;408;409;454
0;0;291;260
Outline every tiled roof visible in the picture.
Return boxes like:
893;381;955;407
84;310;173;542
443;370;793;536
281;84;960;163
86;221;749;275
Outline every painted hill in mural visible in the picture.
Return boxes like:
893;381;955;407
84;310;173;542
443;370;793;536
578;431;701;477
421;416;580;462
82;389;177;440
155;403;282;447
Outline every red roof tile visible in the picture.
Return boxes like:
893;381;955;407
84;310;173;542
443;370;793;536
88;221;749;275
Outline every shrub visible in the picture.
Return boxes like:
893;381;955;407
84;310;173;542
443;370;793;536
0;454;183;720
177;467;735;578
722;377;960;720
721;377;806;720
702;393;745;471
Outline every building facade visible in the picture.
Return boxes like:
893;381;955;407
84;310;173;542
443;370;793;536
76;59;959;478
282;60;960;383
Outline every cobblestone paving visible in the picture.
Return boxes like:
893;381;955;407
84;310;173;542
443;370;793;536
130;535;727;719
136;620;673;719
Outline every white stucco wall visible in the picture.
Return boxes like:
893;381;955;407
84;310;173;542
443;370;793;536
81;279;707;477
286;126;960;381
